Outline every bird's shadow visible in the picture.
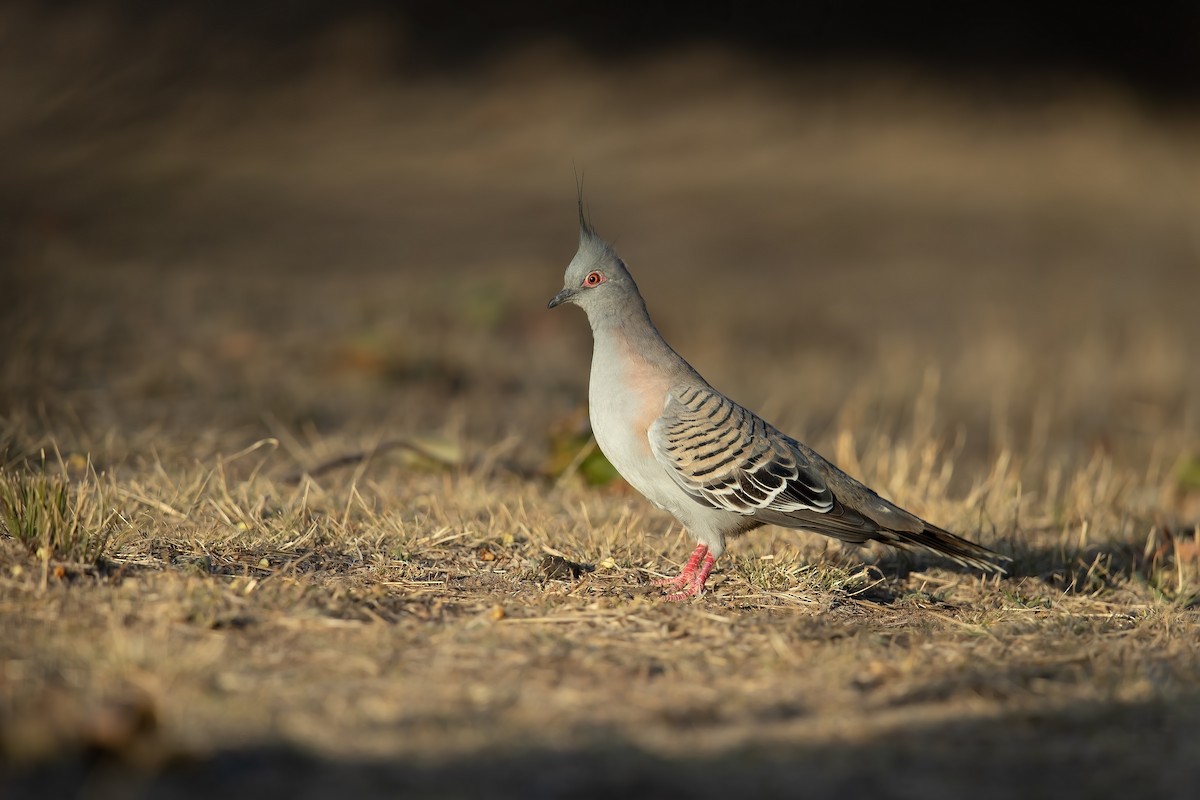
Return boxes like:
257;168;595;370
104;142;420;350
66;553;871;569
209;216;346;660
861;521;1198;605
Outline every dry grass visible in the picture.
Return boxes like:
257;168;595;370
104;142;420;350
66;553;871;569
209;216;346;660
2;418;1198;797
2;8;1200;797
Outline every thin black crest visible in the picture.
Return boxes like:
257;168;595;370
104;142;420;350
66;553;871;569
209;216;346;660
574;167;596;242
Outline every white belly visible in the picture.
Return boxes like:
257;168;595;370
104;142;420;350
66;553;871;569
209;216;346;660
584;330;741;554
588;339;679;513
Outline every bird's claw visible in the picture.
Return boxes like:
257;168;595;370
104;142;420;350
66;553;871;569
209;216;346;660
654;544;716;600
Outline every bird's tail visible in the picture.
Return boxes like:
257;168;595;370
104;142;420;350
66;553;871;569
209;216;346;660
888;522;1009;574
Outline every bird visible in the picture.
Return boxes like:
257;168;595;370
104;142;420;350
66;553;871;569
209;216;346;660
548;200;1009;600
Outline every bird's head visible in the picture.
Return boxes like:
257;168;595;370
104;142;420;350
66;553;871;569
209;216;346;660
547;200;640;321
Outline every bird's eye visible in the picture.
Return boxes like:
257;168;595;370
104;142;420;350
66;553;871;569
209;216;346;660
583;271;605;287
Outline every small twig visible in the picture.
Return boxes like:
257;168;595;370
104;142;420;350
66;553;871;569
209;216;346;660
282;438;458;485
555;436;597;488
282;437;541;485
117;488;187;519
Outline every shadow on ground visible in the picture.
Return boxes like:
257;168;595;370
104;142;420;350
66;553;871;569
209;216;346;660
5;696;1198;799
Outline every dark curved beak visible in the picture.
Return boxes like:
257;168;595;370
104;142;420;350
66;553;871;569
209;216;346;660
547;288;575;309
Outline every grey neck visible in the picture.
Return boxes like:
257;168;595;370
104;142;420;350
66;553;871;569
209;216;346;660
588;292;696;377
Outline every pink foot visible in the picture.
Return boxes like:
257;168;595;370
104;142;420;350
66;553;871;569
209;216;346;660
654;544;717;600
653;544;707;589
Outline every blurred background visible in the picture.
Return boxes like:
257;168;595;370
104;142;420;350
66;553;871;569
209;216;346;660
3;1;1199;483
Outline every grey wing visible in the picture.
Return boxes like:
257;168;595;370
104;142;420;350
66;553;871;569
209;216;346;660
649;386;1009;573
648;385;835;516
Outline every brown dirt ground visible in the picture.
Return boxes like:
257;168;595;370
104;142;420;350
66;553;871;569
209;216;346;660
2;8;1200;798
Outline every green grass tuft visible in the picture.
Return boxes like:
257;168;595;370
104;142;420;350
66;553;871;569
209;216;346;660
0;468;115;565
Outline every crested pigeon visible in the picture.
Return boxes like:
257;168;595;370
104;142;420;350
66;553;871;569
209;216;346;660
548;203;1008;599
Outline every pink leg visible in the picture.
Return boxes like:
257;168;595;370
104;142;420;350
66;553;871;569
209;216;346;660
655;544;718;600
654;544;708;590
665;553;716;601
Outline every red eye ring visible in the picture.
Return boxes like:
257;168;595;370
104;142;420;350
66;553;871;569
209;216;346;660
583;271;606;287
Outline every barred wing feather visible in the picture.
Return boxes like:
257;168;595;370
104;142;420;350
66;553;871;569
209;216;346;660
649;385;1008;573
649;386;835;516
